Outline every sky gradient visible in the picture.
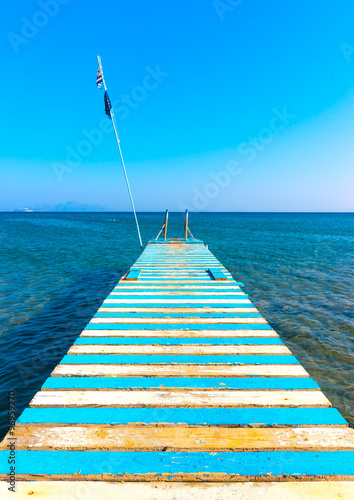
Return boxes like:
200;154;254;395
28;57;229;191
1;0;354;211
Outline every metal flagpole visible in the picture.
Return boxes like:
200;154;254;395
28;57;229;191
97;55;143;248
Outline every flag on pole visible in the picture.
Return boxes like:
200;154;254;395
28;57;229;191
96;66;103;88
95;55;143;248
104;91;112;118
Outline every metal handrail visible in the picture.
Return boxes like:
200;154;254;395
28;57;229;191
155;224;165;240
155;210;169;240
155;209;195;241
187;227;195;240
163;210;168;240
184;210;195;240
184;210;188;240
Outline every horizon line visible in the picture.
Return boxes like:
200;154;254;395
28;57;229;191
1;211;354;214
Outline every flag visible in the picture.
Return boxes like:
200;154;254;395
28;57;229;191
96;66;103;88
104;91;112;118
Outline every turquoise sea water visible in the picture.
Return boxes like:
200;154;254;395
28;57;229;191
0;212;353;438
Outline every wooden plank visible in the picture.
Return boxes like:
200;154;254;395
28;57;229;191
98;307;258;313
125;269;141;281
29;390;330;407
67;345;292;355
89;318;267;324
137;262;225;265
5;425;354;452
136;275;229;278
93;313;263;319
59;354;298;364
133;281;222;284
2;481;354;500
108;291;247;295
84;324;273;331
1;450;353;479
52;364;309;377
138;276;233;280
111;293;243;297
114;286;243;289
209;269;228;281
100;304;255;310
135;266;223;268
132;270;229;273
136;280;219;283
104;299;251;304
137;262;227;266
42;376;319;390
18;407;346;426
101;297;256;304
80;329;279;337
74;337;284;345
140;271;223;275
114;287;243;290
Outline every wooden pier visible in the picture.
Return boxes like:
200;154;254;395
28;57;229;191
1;222;354;498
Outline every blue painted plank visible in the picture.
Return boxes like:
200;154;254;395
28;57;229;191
148;239;204;245
1;450;353;476
74;337;283;345
42;377;319;390
139;274;222;277
138;277;234;280
132;269;228;272
136;276;233;280
60;354;298;364
114;286;239;289
209;269;228;281
94;312;262;318
18;407;346;425
112;291;243;295
140;269;225;273
130;264;220;269
116;278;244;282
113;292;242;295
102;302;255;308
137;263;223;266
125;269;141;281
137;279;217;282
107;294;248;300
112;287;244;291
85;324;272;330
114;286;243;290
132;262;225;265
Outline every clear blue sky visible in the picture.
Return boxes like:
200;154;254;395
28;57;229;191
1;0;354;211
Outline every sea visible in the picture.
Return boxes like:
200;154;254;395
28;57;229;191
0;212;353;438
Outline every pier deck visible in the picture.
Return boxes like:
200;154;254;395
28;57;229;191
1;239;353;498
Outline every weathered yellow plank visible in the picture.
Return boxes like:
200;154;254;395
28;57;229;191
116;286;238;289
30;390;329;407
114;286;241;290
138;283;233;286
80;329;279;338
104;299;251;304
98;307;257;313
90;317;267;324
52;364;308;377
4;425;353;452
110;291;244;295
67;345;291;355
2;481;352;500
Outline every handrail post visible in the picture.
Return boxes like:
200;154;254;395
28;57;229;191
163;210;168;240
184;210;188;240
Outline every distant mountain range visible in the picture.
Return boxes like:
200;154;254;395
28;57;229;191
13;202;111;212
